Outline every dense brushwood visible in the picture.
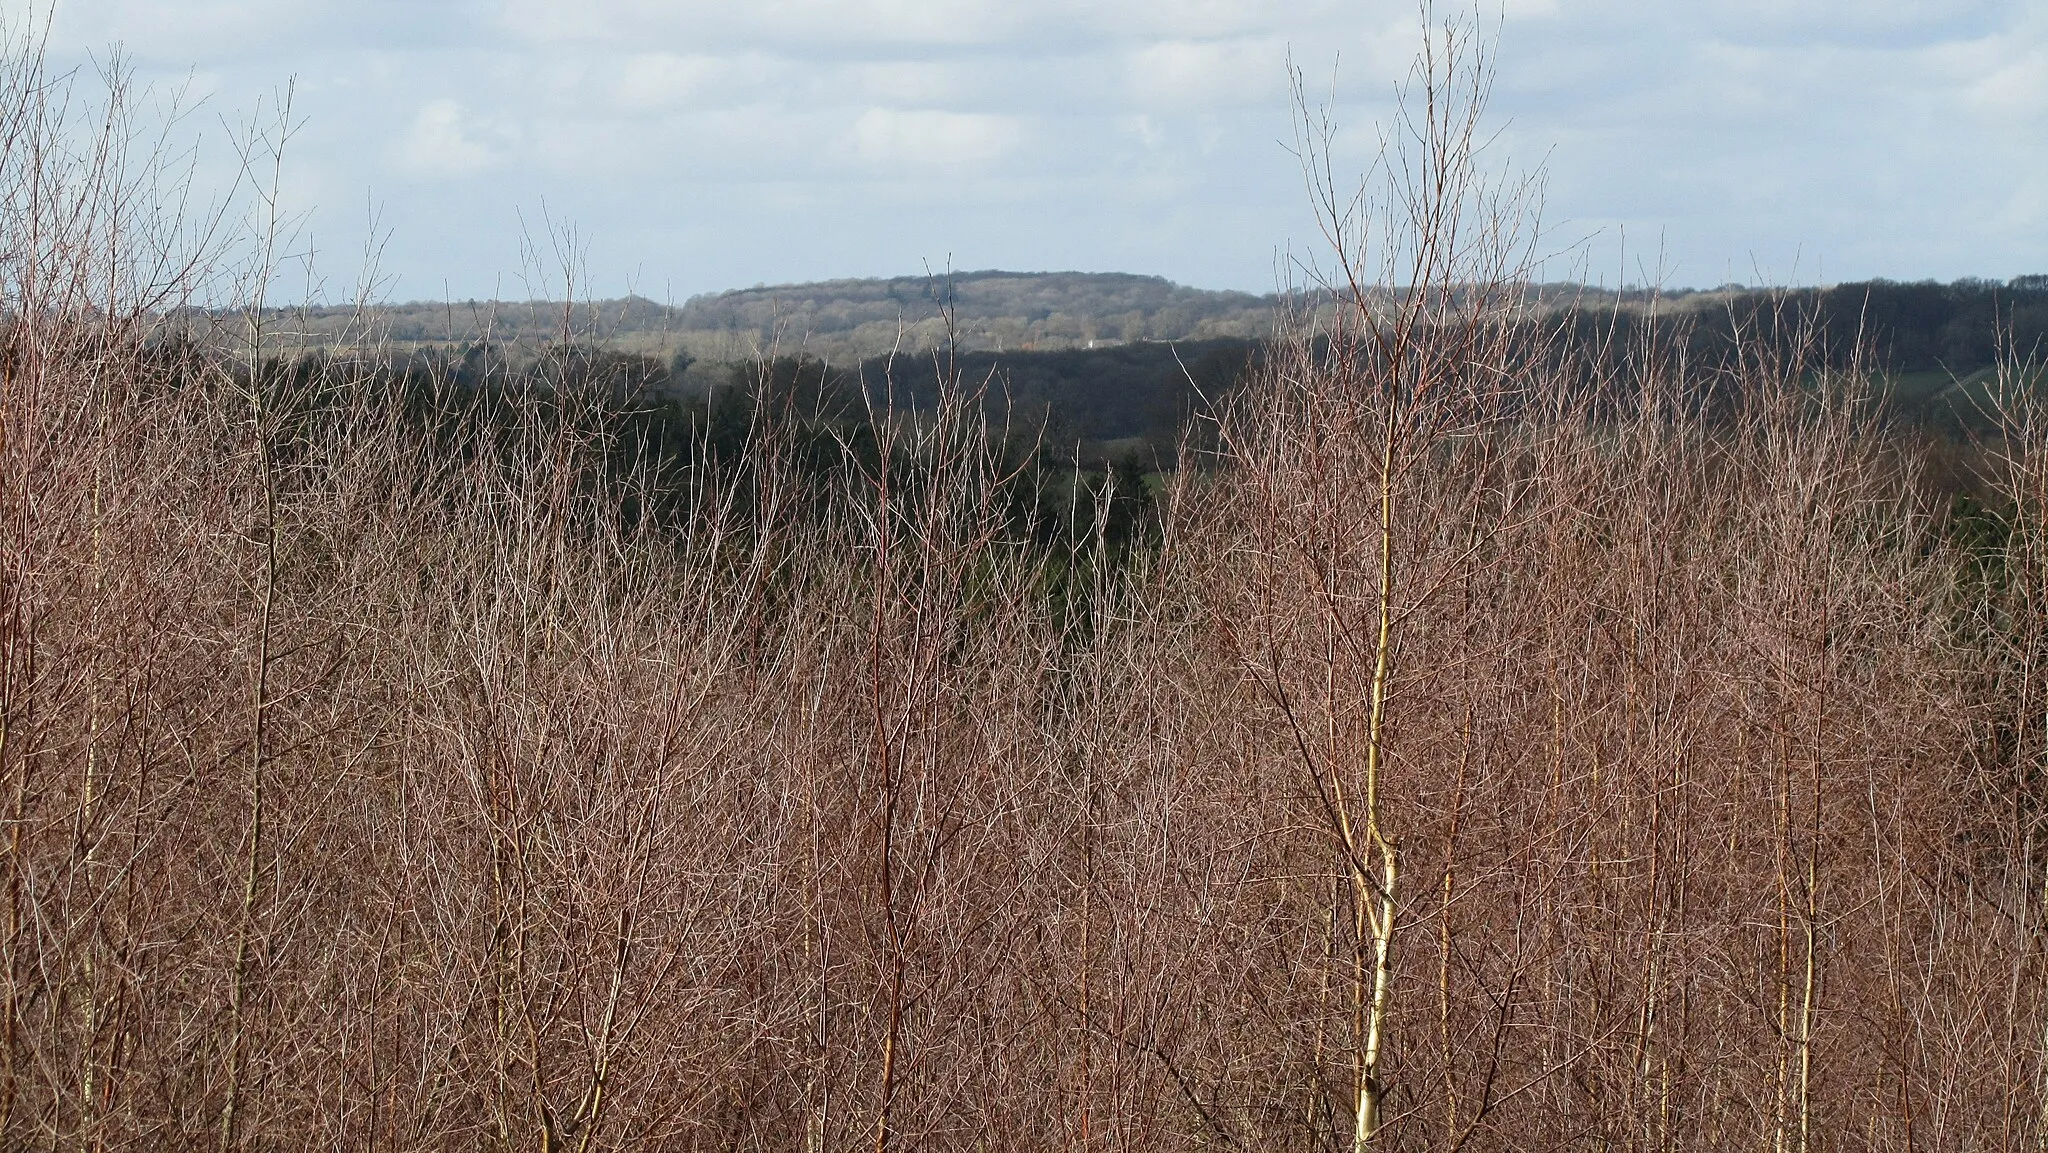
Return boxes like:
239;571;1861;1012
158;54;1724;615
5;20;2048;1153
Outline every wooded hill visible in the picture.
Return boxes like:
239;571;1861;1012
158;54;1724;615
276;271;1280;363
263;272;2048;460
279;271;2048;367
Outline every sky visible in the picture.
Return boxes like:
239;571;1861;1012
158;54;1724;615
6;0;2043;303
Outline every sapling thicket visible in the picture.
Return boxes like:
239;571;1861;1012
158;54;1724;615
0;10;2043;1153
1214;16;1543;1148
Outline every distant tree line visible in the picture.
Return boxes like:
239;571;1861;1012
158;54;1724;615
1589;275;2048;375
242;275;2047;491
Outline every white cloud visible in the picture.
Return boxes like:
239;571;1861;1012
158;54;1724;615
390;98;510;180
609;51;776;113
1126;37;1288;111
1961;37;2048;122
846;107;1025;170
28;0;475;65
837;59;977;107
1685;0;2010;47
489;0;1379;56
11;0;2044;299
492;0;1022;53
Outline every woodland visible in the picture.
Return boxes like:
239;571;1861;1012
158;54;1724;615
4;15;2048;1153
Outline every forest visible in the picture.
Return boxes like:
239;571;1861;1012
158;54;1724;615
287;271;2048;370
297;269;2048;480
274;272;1279;365
5;17;2048;1153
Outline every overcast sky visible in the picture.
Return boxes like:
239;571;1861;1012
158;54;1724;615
8;0;2043;302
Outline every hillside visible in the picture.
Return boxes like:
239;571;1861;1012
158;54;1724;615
278;272;2048;369
258;272;2048;458
280;271;1285;362
669;270;1278;359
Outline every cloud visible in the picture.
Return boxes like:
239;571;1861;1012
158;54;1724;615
1683;0;2012;47
846;107;1025;171
14;0;2045;299
1960;34;2048;122
31;0;478;65
609;51;766;113
390;98;510;180
489;0;1379;57
1126;37;1288;111
605;52;978;116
